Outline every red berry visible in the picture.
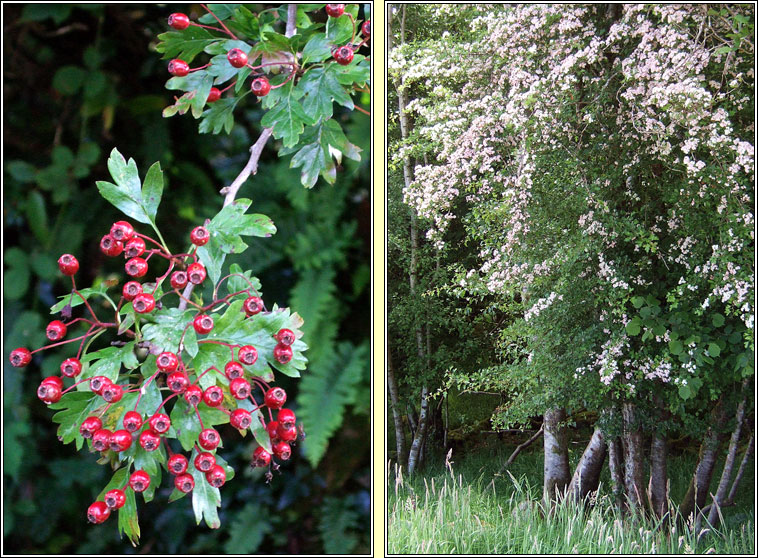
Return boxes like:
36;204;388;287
238;345;258;365
149;413;171;434
264;387;287;409
333;45;354;66
243;296;264;316
187;262;207;285
278;408;296;429
46;320;67;341
122;280;142;301
37;382;62;404
139;429;161;451
362;19;370;37
80;416;102;439
190;226;210;246
266;421;280;440
168;12;190;30
125;257;148;278
92;429;113;451
42;375;64;390
167;371;189;394
273;441;291;461
110;429;133;452
99;234;124;257
198;428;220;450
230;377;251;400
325;4;345;17
129;469;151;492
170;270;188;289
133;293;156;314
123;411;143;432
273;344;293;364
194;451;216;472
251;76;271;97
168;453;189;475
168;59;190;77
124;237;146;258
175;472;195;493
101;383;124;403
184;384;203;407
274;328;296;346
90;375;111;395
205;464;226;487
9;347;32;367
60;357;82;378
230;408;253;430
157;351;179;373
202;385;224;407
193;314;214;334
224;361;245;380
57;254;79;275
87;501;111;524
277;422;297;442
207;87;221;103
252;446;271;467
110;221;135;242
104;488;126;509
227;48;248;68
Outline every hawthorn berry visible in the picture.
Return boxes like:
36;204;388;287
184;384;203;407
167;371;190;394
37;379;62;404
123;411;143;432
87;501;111;524
243;296;264;316
168;454;189;475
362;19;371;37
157;351;179;372
168;12;190;30
100;234;124;257
122;280;142;301
139;429;161;451
80;416;102;439
252;446;271;467
46;320;67;341
101;383;124;403
273;441;292;461
175;473;195;493
277;423;297;442
60;357;82;378
264;387;287;409
333;46;354;66
194;451;216;473
224;361;245;380
230;377;251;400
275;328;296;346
230;408;253;430
193;314;214;334
92;429;113;451
238;345;258;365
198;428;220;450
104;489;126;509
110;221;135;242
202;385;224;407
9;347;32;367
325;4;345;17
90;376;111;395
57;254;79;275
133;293;156;314
149;413;171;434
125;257;148;278
206;464;226;488
124;237;146;258
207;87;221;103
110;429;133;452
190;226;210;245
168;59;190;77
42;375;64;390
187;262;207;284
129;470;151;492
170;270;188;289
278;408;296;429
273;344;293;364
266;421;280;440
227;48;248;68
251;77;271;97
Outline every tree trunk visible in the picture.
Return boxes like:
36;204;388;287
608;434;626;511
387;340;407;468
648;432;669;520
543;407;570;506
407;385;429;475
622;402;645;511
568;426;606;502
726;429;754;506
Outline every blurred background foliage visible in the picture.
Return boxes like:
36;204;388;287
3;3;370;554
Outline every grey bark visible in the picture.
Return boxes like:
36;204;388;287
726;429;754;506
407;385;429;475
543;408;571;506
622;402;645;510
387;340;407;468
648;433;669;520
568;427;607;502
499;427;544;472
608;434;626;511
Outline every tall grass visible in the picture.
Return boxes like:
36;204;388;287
388;449;755;555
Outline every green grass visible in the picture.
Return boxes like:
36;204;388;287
388;445;755;554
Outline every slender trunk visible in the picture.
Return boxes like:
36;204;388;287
543;408;570;506
608;434;626;511
725;429;754;506
648;433;669;520
568;426;606;502
622;402;645;511
407;385;429;475
387;341;407;468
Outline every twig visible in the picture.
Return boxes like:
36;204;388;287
499;426;544;472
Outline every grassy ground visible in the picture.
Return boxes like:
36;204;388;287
387;440;755;554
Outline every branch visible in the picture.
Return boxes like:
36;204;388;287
499;426;544;472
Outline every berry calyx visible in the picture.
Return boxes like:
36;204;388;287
104;489;126;509
139;429;161;451
157;351;179;372
133;293;156;314
251;76;271;97
168;59;190;77
9;347;32;367
184;384;203;407
230;377;251;400
274;328;296;346
80;416;102;439
238;345;258;365
124;236;146;258
203;385;224;407
206;464;226;487
37;379;62;404
224;361;245;380
198;428;220;450
362;19;371;37
333;45;354;66
230;408;253;430
243;296;264;316
252;446;271;467
110;221;135;242
167;371;190;394
110;429;133;452
122;280;142;301
264;387;287;409
149;413;171;434
325;4;345;17
61;357;83;378
46;320;67;341
100;234;124;257
193;314;214;334
123;411;143;432
227;48;248;68
168;453;189;475
187;262;207;284
168;12;190;30
57;254;79;276
277;423;297;442
92;429;113;452
125;257;148;278
175;473;195;493
87;501;111;524
273;441;292;460
278;408;296;429
129;470;151;492
207;87;221;103
90;376;111;396
194;451;216;472
170;270;188;289
273;343;293;364
101;383;124;403
190;226;210;246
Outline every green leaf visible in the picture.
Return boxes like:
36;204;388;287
156;27;219;63
625;318;641;336
49;391;106;449
26;190;50;244
133;442;165;503
326;12;354;44
141;308;196;355
224;502;271;553
318;496;359;554
142;162;164;222
52;65;86;95
198;4;236;24
707;342;721;357
238;399;271;452
199;96;243;134
50;283;111;314
260;81;311;147
6;160;37;182
170;398;203;452
190;457;222;529
298;64;354;121
4;247;30;300
712;313;725;328
227;263;263;295
96;149;162;228
669;339;683;355
302;34;333;65
118;485;141;545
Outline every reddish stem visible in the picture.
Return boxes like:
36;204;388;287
31;327;113;355
71;277;101;323
132;372;160;411
189;21;231;35
193;406;205;429
61;376;94;394
201;3;237;39
189;63;211;73
76;324;98;360
354;105;370;116
219;81;237;93
155;391;180;414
